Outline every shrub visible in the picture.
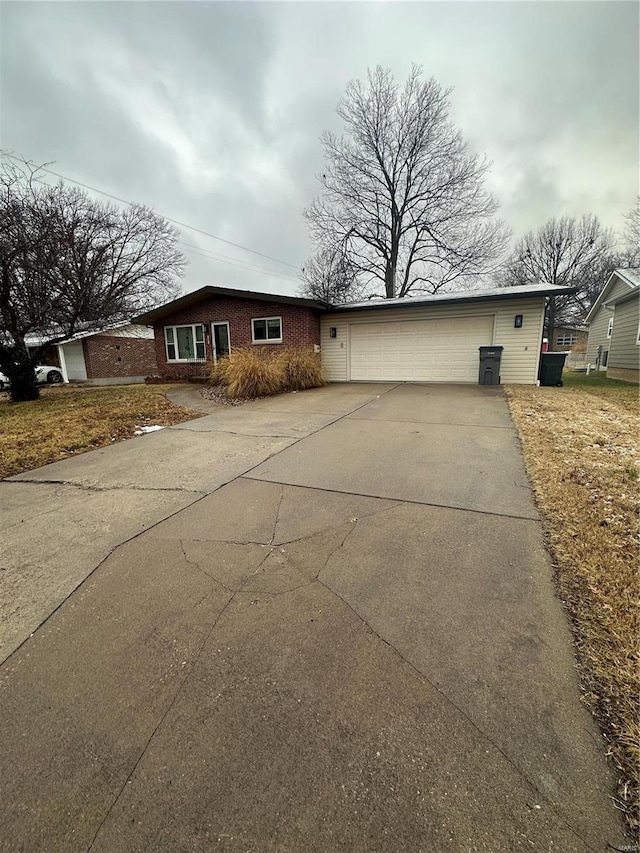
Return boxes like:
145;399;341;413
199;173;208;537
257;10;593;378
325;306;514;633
208;347;325;399
208;356;231;386
276;348;326;392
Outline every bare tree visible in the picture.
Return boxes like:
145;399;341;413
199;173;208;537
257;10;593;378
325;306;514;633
498;214;616;340
305;66;508;300
299;245;364;304
0;157;185;401
620;197;639;265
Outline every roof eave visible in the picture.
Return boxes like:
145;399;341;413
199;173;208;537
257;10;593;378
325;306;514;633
327;286;577;314
133;285;329;324
604;286;640;309
585;270;637;322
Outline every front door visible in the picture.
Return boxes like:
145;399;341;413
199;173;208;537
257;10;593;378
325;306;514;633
212;322;231;361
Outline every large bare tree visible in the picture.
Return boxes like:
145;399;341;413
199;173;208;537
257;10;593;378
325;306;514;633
621;197;639;266
497;214;616;340
299;245;364;304
305;66;508;299
0;158;185;401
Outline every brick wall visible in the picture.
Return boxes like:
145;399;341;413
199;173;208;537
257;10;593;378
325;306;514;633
83;335;158;379
153;297;322;380
550;328;588;352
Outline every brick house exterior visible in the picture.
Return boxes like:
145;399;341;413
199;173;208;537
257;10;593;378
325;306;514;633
82;334;158;380
550;325;588;352
57;324;157;384
136;287;326;381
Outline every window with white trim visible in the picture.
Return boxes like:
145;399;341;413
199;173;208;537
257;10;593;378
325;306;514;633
252;316;282;343
556;334;577;346
607;317;613;339
165;324;206;361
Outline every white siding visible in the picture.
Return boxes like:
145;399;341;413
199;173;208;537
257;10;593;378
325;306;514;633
321;297;545;385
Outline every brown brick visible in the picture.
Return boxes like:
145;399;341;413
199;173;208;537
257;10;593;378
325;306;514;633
153;297;321;381
82;335;158;379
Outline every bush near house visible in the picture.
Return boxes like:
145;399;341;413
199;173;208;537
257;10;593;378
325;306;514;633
209;347;326;399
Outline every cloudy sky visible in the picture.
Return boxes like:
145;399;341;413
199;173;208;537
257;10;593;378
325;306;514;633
1;1;638;297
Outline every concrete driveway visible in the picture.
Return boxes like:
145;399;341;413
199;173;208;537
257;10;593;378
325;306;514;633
0;383;626;852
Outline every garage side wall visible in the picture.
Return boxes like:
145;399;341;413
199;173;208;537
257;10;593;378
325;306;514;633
83;335;158;383
321;297;545;384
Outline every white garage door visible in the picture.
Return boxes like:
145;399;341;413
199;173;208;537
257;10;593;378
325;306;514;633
62;341;87;381
349;316;494;382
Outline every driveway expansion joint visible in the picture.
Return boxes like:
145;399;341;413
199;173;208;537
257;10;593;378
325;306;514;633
348;414;514;429
4;478;207;495
172;426;304;439
242;478;541;523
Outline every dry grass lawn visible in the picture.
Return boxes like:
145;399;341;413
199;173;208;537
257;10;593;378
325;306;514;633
506;371;639;833
0;384;196;480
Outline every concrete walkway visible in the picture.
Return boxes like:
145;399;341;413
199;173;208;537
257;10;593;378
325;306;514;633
0;383;626;852
166;382;226;414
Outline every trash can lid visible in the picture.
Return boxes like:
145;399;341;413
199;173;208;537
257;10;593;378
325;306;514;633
478;345;504;352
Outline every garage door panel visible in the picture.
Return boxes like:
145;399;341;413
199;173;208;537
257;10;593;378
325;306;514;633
349;317;493;383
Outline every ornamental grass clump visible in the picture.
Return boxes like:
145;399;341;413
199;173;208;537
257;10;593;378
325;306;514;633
276;348;325;392
208;347;325;399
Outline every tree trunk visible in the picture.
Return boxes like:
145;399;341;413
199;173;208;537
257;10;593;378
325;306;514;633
8;355;40;402
384;259;395;299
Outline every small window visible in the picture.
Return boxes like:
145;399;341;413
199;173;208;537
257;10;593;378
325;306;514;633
607;317;613;339
252;316;282;343
165;325;206;361
557;334;577;346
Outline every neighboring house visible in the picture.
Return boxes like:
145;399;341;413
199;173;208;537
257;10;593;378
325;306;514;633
585;269;640;381
55;323;158;385
134;287;325;380
550;325;588;352
604;286;640;383
136;282;575;385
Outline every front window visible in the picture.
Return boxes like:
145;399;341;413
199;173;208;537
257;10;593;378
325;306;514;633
165;325;206;361
556;334;577;346
252;316;282;343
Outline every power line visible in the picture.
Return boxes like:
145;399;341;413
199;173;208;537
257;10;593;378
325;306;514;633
26;170;302;281
177;239;299;278
180;243;301;284
3;153;299;270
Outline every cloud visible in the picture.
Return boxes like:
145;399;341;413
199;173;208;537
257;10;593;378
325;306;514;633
1;1;637;297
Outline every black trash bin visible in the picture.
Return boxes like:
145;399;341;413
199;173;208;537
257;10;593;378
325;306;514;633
539;352;567;386
478;346;503;385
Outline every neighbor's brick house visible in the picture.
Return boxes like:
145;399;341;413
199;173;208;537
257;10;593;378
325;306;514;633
55;324;158;384
550;325;588;352
80;333;158;380
134;286;328;381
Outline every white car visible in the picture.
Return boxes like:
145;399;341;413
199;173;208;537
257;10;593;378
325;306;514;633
0;365;64;390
